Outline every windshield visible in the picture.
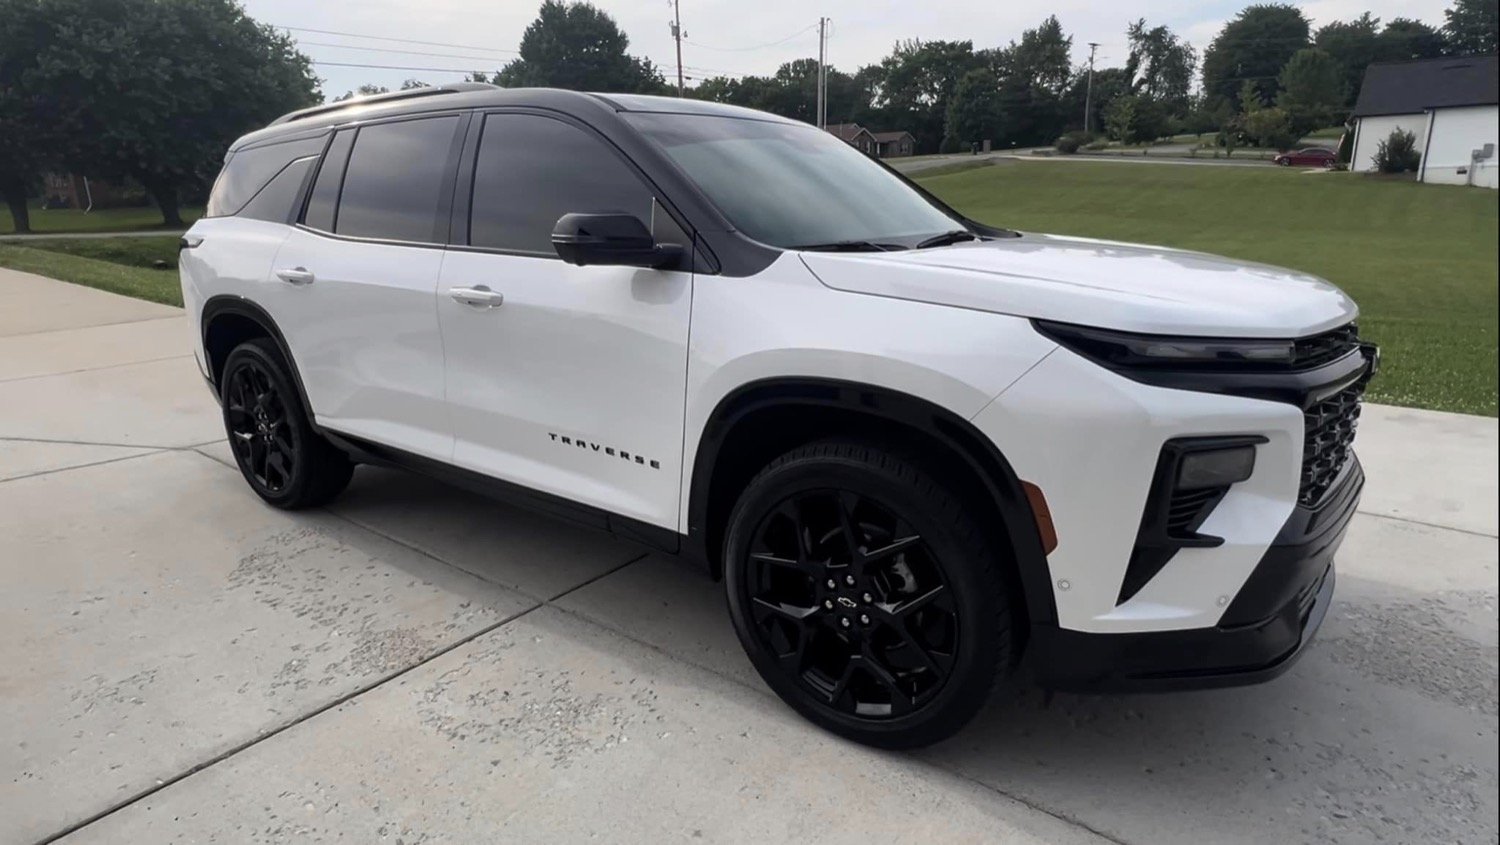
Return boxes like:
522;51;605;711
625;112;965;249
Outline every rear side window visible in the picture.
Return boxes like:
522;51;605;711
303;129;354;232
333;116;461;243
237;156;316;223
206;136;325;218
469;114;654;254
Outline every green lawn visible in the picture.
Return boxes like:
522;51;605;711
917;161;1499;416
0;236;183;306
1;205;202;235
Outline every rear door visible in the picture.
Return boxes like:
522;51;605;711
266;113;467;461
436;111;693;532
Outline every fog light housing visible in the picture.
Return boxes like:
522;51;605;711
1177;445;1258;490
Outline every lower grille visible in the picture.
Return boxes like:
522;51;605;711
1300;381;1366;506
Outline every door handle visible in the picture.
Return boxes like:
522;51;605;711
275;267;315;286
449;285;505;309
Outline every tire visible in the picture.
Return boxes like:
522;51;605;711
220;338;353;509
723;440;1013;749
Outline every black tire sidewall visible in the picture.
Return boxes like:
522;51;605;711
723;447;1008;748
220;339;321;507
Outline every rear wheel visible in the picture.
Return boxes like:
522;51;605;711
723;440;1013;748
220;338;353;509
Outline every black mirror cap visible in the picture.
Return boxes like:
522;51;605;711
551;212;684;269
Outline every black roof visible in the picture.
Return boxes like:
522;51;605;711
232;84;795;152
1351;55;1499;118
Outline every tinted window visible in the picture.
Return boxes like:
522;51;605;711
303;129;354;232
206;136;325;218
625;112;961;249
470;114;653;254
238;156;316;223
335;116;460;242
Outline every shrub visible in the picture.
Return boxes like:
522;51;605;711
1243;106;1299;150
1084;139;1109;151
939;133;963;154
1055;130;1093;154
1373;128;1421;173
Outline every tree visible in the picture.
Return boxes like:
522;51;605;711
494;1;664;93
945;69;1003;145
0;0;52;233
1277;48;1347;134
874;40;979;153
1125;20;1197;116
987;16;1074;147
335;83;390;102
23;0;318;227
1443;0;1498;55
1202;5;1312;110
1314;14;1380;107
1244;106;1298;149
1376;18;1447;61
1104;96;1138;143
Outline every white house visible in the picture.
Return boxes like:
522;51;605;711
1349;55;1499;189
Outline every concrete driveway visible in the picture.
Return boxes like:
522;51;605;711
2;266;1496;845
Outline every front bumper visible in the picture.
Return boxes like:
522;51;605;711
1026;456;1361;692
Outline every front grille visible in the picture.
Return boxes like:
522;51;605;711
1292;323;1360;369
1300;381;1365;506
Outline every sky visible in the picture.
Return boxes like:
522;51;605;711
238;0;1456;101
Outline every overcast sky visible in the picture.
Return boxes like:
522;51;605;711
238;0;1454;101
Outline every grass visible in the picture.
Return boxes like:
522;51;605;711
1;205;202;235
916;161;1499;416
0;236;183;306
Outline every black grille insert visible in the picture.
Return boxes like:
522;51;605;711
1300;380;1365;506
1292;323;1360;370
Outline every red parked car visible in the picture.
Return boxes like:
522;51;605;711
1274;148;1338;167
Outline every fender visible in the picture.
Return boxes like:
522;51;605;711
684;377;1058;627
199;295;323;432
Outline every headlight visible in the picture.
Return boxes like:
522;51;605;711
1033;320;1295;370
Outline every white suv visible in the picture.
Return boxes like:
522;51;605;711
182;84;1377;748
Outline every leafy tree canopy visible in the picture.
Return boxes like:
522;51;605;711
493;1;664;93
1202;5;1312;110
1277;48;1347;134
1443;0;1498;55
1125;20;1197;113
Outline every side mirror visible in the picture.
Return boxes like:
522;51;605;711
551;212;683;269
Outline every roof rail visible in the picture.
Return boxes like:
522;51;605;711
269;82;497;126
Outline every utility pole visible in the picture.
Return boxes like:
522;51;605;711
1083;42;1100;135
816;17;828;129
670;1;685;97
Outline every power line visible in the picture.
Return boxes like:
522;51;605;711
684;23;818;52
309;60;495;74
297;40;505;64
271;24;519;56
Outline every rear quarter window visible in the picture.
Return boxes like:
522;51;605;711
206;135;327;218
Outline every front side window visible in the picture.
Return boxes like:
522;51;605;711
334;116;460;243
468;113;654;254
625;113;963;249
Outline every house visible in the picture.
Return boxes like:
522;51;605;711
824;123;916;158
870;130;916;158
1348;55;1499;188
825;123;878;156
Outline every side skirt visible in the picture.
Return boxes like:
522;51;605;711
323;431;685;558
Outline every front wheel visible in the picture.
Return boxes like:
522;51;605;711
723;441;1014;749
220;338;353;509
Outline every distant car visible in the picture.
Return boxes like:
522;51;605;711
1275;148;1338;167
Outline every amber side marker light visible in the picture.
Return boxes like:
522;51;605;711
1021;481;1058;555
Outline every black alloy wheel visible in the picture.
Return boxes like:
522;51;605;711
219;338;353;509
225;356;297;494
744;490;957;718
724;441;1012;749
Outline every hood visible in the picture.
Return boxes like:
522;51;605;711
799;233;1357;338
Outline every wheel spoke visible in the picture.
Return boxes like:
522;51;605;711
749;551;817;576
834;490;862;564
863;533;922;563
889;584;947;618
750;596;818;624
860;645;915;716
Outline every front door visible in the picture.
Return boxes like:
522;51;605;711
437;112;693;531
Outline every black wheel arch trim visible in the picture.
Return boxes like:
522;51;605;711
685;377;1058;627
200;295;321;431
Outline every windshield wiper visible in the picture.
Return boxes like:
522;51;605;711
793;240;906;252
914;229;979;249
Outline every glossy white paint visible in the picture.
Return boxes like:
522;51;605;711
437;250;691;528
974;348;1307;633
178;217;292;380
802;234;1358;337
263;229;452;461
